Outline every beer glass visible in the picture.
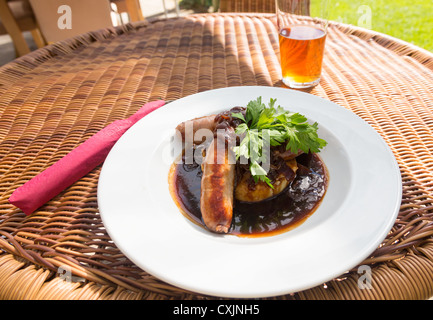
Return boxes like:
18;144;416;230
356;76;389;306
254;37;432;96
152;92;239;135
276;0;329;88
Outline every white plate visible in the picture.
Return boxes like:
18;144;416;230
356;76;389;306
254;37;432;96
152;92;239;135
97;86;402;298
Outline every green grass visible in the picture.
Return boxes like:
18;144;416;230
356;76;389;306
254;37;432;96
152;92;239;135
326;0;433;51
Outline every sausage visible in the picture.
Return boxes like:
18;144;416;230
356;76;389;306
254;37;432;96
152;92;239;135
175;115;217;144
200;126;236;233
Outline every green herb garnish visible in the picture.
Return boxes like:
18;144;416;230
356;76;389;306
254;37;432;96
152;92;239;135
232;97;327;188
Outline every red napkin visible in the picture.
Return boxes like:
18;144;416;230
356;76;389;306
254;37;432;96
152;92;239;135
9;100;165;215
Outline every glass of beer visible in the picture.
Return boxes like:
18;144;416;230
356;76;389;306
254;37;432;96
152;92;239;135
276;0;329;89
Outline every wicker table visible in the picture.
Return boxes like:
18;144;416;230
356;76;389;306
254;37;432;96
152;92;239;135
1;13;433;300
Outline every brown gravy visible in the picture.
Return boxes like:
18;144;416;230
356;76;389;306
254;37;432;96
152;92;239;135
169;152;328;238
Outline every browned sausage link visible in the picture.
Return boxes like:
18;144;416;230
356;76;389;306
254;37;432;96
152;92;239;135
176;115;216;144
200;126;236;233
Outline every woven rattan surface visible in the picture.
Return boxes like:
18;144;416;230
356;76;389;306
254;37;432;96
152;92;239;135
1;13;433;300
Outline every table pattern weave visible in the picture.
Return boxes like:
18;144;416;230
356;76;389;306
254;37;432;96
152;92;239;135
0;13;433;299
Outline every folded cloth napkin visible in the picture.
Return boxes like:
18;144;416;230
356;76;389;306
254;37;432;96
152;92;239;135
9;100;165;215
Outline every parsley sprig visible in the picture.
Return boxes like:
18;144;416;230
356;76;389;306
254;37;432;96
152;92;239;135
231;97;327;188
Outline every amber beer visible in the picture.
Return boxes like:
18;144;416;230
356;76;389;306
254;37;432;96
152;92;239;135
279;25;326;88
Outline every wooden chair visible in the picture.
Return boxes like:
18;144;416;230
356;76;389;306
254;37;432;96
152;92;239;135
0;0;46;57
0;0;145;56
219;0;276;13
111;0;144;22
28;0;114;44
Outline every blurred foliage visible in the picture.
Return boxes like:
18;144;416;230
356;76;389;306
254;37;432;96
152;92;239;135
179;0;215;12
329;0;432;51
